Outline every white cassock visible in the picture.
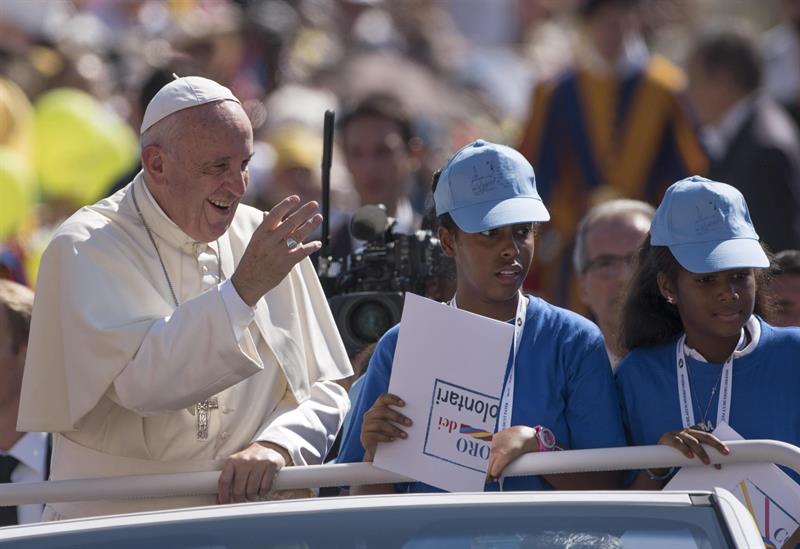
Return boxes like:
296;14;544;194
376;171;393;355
17;173;353;519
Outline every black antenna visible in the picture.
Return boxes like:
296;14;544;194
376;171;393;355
320;110;334;257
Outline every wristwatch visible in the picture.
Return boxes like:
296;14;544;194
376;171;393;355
533;425;556;452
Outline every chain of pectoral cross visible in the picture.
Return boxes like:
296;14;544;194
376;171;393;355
132;186;222;441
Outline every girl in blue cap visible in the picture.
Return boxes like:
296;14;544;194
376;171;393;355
616;176;800;489
338;140;626;493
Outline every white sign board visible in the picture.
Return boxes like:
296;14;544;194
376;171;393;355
666;423;800;548
373;293;514;492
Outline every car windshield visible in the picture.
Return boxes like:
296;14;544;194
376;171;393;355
1;501;731;549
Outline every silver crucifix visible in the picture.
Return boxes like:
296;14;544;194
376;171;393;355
195;398;219;440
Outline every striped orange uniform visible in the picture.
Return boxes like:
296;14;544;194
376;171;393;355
518;54;708;310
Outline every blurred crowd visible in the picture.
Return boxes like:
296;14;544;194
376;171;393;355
4;0;800;527
1;0;800;312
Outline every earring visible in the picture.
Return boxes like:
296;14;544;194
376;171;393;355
666;296;675;304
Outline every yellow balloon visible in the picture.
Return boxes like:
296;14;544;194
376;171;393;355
33;88;137;206
0;147;33;240
0;78;34;159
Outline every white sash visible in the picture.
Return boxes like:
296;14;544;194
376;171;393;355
449;292;527;432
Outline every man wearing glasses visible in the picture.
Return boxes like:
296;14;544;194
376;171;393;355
573;200;654;371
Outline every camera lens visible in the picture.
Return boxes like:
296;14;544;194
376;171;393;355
349;301;393;343
327;292;404;356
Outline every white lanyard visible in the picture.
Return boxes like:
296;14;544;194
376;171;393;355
449;292;527;432
675;330;744;431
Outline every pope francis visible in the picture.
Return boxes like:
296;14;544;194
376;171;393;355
17;76;353;519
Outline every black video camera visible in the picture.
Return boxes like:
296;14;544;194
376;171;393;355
319;204;444;357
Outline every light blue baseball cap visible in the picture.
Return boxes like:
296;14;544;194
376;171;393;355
650;175;769;273
434;140;550;233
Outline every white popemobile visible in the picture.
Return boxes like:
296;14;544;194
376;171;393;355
0;440;797;548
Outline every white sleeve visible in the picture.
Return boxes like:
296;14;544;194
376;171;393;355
219;279;255;341
112;285;264;416
252;381;350;466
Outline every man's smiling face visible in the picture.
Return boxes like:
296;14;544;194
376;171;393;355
159;101;254;242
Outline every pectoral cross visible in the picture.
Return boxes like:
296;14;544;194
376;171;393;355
195;398;219;440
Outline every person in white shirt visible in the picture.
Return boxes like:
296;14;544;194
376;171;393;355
17;76;352;520
0;279;47;525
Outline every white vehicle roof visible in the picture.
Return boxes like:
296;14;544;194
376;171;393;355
0;490;754;544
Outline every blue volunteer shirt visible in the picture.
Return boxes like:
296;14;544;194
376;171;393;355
337;294;627;492
616;317;800;484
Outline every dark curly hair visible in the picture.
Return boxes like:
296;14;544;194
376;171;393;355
619;234;774;352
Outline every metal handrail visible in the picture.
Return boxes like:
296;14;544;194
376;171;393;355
1;440;798;506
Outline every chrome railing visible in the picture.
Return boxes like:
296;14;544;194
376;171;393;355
0;440;798;506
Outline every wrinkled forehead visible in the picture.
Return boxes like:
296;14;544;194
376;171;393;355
158;103;253;162
593;212;651;232
585;216;650;256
